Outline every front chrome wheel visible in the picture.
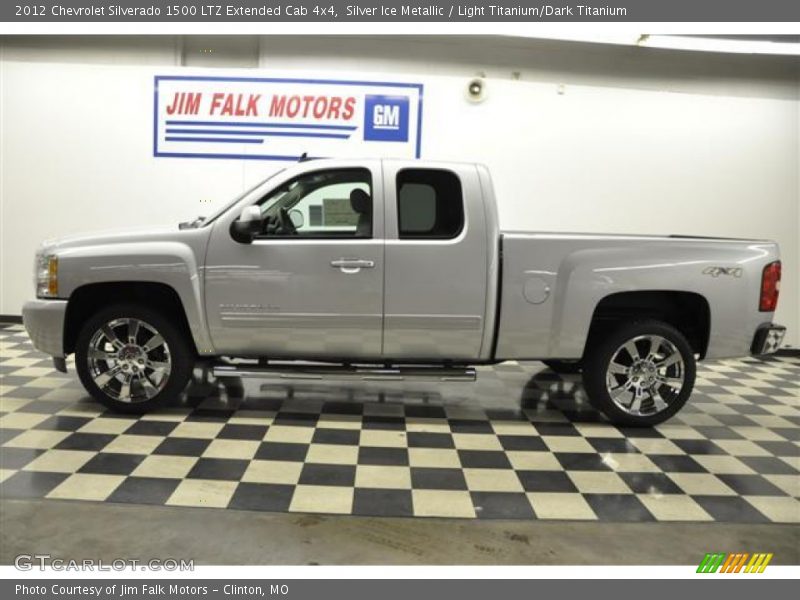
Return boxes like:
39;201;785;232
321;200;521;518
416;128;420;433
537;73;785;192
86;318;172;403
605;334;686;418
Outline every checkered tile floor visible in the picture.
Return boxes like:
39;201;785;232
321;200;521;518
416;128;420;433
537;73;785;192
1;323;798;522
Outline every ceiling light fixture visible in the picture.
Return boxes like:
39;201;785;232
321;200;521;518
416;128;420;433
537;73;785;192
503;33;800;57
638;35;800;56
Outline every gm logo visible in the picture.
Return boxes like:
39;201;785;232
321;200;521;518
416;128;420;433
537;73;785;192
364;95;409;142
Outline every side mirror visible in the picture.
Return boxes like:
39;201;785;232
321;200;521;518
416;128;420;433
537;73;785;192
230;206;262;244
288;209;304;229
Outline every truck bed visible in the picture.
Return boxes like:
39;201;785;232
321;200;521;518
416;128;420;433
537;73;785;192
494;231;779;361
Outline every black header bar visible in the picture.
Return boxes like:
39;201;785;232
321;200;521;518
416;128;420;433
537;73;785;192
3;0;800;22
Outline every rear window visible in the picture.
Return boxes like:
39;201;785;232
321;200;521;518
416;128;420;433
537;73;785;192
397;169;464;239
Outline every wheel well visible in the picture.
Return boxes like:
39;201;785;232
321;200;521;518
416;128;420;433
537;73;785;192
63;282;196;355
586;291;711;358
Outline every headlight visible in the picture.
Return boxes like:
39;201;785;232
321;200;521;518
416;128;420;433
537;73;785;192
36;254;58;298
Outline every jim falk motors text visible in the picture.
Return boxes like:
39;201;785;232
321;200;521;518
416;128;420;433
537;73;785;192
117;584;290;597
123;584;289;596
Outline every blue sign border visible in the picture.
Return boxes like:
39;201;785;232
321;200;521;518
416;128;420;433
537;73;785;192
153;75;424;161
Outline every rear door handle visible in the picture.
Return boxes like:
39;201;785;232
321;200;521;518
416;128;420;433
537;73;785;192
330;259;375;272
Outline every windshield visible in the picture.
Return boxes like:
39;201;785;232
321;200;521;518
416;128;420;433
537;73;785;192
199;169;285;226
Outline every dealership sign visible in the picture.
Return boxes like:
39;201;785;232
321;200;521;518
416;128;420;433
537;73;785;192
153;75;423;161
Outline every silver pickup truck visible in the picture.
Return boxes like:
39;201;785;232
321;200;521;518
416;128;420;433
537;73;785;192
23;159;786;425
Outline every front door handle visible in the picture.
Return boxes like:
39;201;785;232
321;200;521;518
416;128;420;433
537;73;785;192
330;259;375;273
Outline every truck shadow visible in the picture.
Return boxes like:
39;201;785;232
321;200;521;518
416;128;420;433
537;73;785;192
179;363;607;424
518;370;607;423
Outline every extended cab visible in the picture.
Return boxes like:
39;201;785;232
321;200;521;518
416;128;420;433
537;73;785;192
23;159;786;425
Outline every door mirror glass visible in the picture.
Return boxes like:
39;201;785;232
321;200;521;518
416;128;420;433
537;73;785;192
230;205;262;244
288;209;304;229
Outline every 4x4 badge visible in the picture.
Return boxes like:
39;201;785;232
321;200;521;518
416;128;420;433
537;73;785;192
703;266;743;278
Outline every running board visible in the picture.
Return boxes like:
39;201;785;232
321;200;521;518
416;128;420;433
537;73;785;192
211;363;476;383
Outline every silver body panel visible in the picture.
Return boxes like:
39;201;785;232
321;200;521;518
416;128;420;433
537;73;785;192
22;159;781;365
28;227;215;354
204;160;385;359
380;160;497;361
495;233;779;360
21;299;68;357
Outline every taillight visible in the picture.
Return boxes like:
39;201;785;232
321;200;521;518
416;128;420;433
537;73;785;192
759;261;781;312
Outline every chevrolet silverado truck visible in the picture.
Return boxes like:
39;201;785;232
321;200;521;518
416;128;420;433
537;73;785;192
23;159;786;425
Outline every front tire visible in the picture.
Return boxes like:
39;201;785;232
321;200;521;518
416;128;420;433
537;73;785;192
75;304;195;413
582;320;696;426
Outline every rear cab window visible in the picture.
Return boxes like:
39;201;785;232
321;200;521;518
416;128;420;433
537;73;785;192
396;169;464;239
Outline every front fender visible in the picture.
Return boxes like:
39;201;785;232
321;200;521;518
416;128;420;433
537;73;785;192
56;241;214;354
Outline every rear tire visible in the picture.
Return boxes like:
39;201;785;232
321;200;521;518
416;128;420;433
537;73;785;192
582;320;696;426
542;359;582;374
75;304;195;414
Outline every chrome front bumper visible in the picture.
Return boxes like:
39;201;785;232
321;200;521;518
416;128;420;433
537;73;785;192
22;299;68;358
751;324;786;356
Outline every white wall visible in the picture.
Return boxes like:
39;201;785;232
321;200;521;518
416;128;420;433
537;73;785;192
1;36;798;347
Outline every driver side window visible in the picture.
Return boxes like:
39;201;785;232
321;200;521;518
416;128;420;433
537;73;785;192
256;168;372;239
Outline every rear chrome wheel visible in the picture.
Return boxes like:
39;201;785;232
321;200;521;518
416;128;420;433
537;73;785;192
76;304;194;413
605;335;686;418
582;320;696;426
86;318;172;403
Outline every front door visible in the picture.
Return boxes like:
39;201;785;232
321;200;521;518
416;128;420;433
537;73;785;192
204;163;384;359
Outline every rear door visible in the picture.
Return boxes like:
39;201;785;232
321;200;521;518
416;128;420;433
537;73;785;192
381;161;490;361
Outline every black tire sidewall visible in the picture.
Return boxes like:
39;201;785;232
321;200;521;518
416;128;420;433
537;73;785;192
75;303;194;413
582;320;696;426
